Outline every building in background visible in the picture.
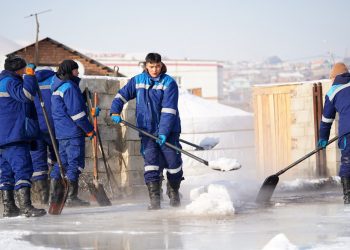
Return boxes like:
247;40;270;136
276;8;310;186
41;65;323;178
6;37;123;76
87;53;224;101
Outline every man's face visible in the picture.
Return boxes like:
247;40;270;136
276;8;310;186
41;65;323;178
145;62;162;78
72;68;79;77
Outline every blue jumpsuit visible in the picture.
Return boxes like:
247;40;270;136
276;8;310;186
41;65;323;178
320;72;350;177
110;71;183;183
30;69;56;181
0;70;39;190
50;75;93;181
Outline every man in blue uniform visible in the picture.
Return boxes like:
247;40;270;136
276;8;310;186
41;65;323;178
50;60;96;207
0;55;46;217
318;62;350;204
110;53;183;209
30;67;56;204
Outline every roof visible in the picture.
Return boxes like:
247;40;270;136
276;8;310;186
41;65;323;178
7;37;124;76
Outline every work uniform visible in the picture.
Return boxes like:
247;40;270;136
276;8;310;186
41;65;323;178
110;71;183;184
30;69;56;181
50;75;93;181
320;72;350;177
0;70;39;190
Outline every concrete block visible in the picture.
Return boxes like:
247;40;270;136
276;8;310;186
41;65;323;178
80;78;109;94
127;156;144;171
98;94;115;109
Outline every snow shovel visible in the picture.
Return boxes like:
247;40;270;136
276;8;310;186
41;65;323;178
85;88;116;198
120;120;241;171
87;92;111;206
179;138;205;151
255;134;342;204
35;82;68;215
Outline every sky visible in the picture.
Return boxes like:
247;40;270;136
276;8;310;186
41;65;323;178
1;0;350;62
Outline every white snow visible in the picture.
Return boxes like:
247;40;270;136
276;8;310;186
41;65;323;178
262;234;297;250
209;157;242;171
199;137;220;149
279;176;340;192
185;184;235;215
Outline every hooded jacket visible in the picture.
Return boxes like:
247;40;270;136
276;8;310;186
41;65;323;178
34;69;55;134
0;70;39;146
50;75;93;139
320;72;350;140
110;70;181;136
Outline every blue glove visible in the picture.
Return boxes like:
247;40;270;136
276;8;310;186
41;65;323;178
318;139;328;148
157;134;167;146
111;114;122;124
91;107;101;117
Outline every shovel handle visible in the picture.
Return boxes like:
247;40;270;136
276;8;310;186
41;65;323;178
276;135;340;176
121;120;209;166
179;138;205;150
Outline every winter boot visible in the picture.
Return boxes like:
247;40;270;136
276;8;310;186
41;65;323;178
1;190;20;217
146;181;161;210
16;187;46;217
49;178;65;205
32;179;50;205
65;180;90;207
167;180;181;207
341;177;350;204
159;178;164;201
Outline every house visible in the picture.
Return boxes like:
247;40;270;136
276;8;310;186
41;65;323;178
87;53;224;101
6;37;123;76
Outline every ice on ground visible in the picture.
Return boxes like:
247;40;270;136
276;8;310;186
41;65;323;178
199;137;220;150
209;157;242;171
262;233;297;250
185;184;235;215
0;230;58;250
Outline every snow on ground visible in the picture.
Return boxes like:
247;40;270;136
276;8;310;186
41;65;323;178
185;184;235;215
262;234;297;250
0;230;58;250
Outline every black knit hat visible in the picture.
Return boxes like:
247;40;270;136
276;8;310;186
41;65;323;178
4;55;27;72
57;60;79;80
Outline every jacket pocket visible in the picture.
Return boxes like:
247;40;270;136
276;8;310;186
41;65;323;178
25;117;40;139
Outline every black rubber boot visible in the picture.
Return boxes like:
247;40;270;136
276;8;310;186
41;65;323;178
167;180;181;207
341;177;350;204
146;181;161;210
65;181;90;207
16;187;46;217
49;178;65;205
2;190;20;217
32;179;50;205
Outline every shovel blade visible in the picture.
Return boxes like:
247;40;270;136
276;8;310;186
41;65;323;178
255;175;279;204
88;182;112;206
48;178;68;215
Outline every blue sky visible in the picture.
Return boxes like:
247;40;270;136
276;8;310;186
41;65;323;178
1;0;349;61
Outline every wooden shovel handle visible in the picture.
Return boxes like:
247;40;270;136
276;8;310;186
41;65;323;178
93;92;98;180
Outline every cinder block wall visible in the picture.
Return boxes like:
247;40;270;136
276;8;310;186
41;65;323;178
289;80;339;179
80;76;145;198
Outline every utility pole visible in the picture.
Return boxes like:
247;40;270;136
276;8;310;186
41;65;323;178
25;9;52;65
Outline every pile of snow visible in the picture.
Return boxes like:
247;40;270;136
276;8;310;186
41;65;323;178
262;233;297;250
185;184;235;215
209;157;241;171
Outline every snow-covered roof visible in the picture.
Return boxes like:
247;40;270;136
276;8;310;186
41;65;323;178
179;89;253;133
